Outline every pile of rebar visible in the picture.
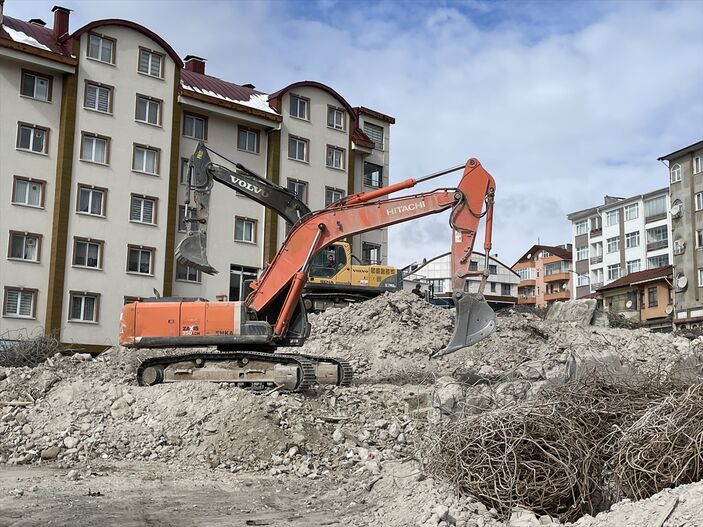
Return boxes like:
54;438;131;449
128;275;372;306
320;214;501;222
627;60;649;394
424;374;703;522
0;332;62;368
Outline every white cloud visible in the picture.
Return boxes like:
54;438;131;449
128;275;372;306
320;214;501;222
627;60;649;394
8;0;703;268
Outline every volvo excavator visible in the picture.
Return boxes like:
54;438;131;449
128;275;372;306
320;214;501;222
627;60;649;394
119;144;497;392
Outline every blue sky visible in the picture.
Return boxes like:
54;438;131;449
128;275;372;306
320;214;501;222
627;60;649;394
6;0;703;267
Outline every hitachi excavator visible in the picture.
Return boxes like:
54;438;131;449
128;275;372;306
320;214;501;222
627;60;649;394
119;144;497;391
175;145;402;311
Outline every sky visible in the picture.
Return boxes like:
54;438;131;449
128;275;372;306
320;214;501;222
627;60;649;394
6;0;703;268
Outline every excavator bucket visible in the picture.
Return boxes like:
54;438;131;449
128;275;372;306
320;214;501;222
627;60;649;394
432;293;495;358
175;232;218;275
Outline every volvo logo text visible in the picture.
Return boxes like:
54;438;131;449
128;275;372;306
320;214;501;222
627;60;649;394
229;175;270;197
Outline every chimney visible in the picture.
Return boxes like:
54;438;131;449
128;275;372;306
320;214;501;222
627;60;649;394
52;5;71;40
29;18;47;26
184;55;206;75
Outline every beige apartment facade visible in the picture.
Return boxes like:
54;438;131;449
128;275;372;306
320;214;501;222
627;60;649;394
0;5;394;348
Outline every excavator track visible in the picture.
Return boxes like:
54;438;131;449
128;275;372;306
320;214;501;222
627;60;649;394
295;354;353;386
137;350;316;392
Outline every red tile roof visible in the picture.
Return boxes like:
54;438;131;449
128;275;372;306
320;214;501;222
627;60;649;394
597;265;672;292
0;15;72;58
355;106;396;124
514;244;572;265
352;128;375;149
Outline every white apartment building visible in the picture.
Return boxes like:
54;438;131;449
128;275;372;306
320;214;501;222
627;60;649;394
567;189;671;299
0;5;394;349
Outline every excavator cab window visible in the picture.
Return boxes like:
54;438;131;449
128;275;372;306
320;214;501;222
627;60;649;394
310;245;347;278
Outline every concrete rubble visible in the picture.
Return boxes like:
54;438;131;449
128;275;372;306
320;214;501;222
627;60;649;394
1;292;703;526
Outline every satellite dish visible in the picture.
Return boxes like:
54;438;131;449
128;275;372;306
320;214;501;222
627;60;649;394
671;201;683;218
665;305;674;315
677;275;688;290
625;300;633;309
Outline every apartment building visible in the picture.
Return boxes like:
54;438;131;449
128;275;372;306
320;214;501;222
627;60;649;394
0;5;394;348
658;140;703;326
512;244;572;308
403;251;519;309
566;189;671;300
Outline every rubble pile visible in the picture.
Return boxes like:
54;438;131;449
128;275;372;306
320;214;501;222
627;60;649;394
2;293;703;526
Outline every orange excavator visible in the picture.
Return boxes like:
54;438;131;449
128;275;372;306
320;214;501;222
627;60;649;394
119;146;497;391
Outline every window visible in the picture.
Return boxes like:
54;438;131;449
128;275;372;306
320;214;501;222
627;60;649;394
135;96;161;126
77;186;105;216
237;126;258;153
488;264;497;275
696;192;703;211
326;146;345;169
3;288;36;318
695;156;702;175
73;239;102;269
130;195;157;225
69;292;99;322
627;259;641;274
288;136;308;162
577;272;589;286
178;205;196;232
363;122;383;149
575;221;587;235
591;242;603;257
325;187;344;207
576;246;589;260
625;231;640;249
697;229;703;249
287;179;307;203
17;123;48;154
327;106;345;130
644;196;667;219
138;48;163;77
176;263;200;283
362;242;381;265
80;133;109;164
590;216;602;232
430;279;444;294
183;113;207;140
20;71;51;101
8;232;40;262
607;264;621;281
132;145;159;174
647;287;658;307
490;282;497;293
699;268;703;287
516;267;535;280
592;268;604;284
84;82;111;113
648;254;669;269
87;33;114;64
123;296;145;305
501;283;512;296
234;217;256;243
607;237;619;253
127;246;154;274
606;210;619;226
670;163;681;183
230;265;259;301
181;158;194;186
364;162;382;188
12;177;44;207
624;203;639;221
289;94;309;120
469;261;479;272
646;225;668;246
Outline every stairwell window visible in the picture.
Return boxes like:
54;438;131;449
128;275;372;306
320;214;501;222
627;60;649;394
84;82;112;113
138;48;164;78
80;133;109;164
183;113;207;140
87;33;115;64
135;95;161;126
670;163;682;183
3;288;36;319
12;177;44;208
73;238;103;269
237;126;258;153
130;195;157;225
577;272;589;286
325;187;344;207
8;232;41;262
76;186;105;216
576;245;589;261
20;70;51;101
69;292;99;323
696;192;703;211
326;146;345;170
697;229;703;249
695;156;702;175
288;136;308;162
234;217;256;243
127;246;154;275
132;145;159;175
290;94;309;120
17;123;48;154
176;263;201;283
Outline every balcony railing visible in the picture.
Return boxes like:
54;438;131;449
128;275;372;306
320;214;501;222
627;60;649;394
645;212;667;223
590;227;602;237
647;240;668;251
518;296;537;305
543;272;570;283
590;282;603;290
590;255;603;265
544;290;571;301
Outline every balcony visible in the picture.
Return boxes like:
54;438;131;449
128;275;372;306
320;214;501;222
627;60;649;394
590;227;602;237
645;213;667;223
590;255;603;265
519;279;536;286
543;272;570;283
647;240;668;252
518;296;537;305
544;290;571;302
